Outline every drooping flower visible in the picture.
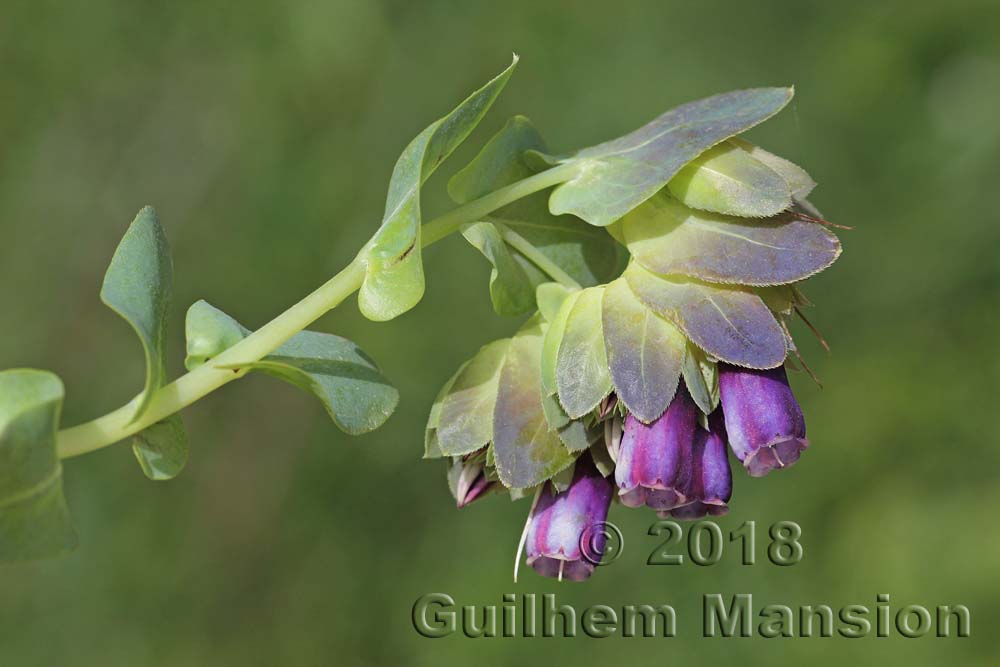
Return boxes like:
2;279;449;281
525;456;613;582
718;363;808;477
657;411;732;520
615;383;698;510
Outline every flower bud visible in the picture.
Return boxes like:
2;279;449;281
525;457;613;581
615;383;698;510
448;453;496;509
719;363;808;476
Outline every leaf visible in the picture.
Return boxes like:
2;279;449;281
729;137;816;198
681;343;719;415
539;393;598;453
601;278;685;423
449;115;619;307
620;192;841;286
757;285;797;315
248;332;399;436
187;302;398;435
624;263;786;369
184;300;249;371
555;286;613;418
665;141;791;217
540;290;580;396
436;339;511;456
536;282;575;323
0;369;76;561
492;317;575;488
460;222;536;316
100;206;173;422
534;87;794;226
358;57;519;322
424;361;467;459
132;414;188;481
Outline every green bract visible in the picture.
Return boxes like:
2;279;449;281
601;278;686;423
358;57;518;322
624;263;787;369
0;370;76;560
531;87;793;226
666;140;792;217
615;191;841;286
491;316;576;488
554;286;613;419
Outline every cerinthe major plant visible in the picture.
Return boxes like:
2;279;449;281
0;56;845;580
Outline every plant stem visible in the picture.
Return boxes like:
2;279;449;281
56;163;580;459
495;223;581;289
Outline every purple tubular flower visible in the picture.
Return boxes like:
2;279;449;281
658;411;732;520
525;457;614;582
615;383;698;510
719;363;808;477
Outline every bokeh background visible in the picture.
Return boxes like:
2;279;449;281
2;0;998;664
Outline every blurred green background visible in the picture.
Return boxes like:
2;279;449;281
2;0;998;664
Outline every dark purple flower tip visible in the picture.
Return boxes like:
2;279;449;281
614;383;698;510
525;457;613;582
718;363;809;477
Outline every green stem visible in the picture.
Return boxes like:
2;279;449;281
495;223;581;289
56;163;580;459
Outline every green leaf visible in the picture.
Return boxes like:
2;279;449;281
681;343;719;415
492;317;575;488
132;414;188;481
555;286;613;418
186;302;398;435
248;332;399;435
601;278;685;423
619;192;841;286
449;115;619;309
534;87;794;226
730;137;816;198
757;285;797;315
540;290;580;396
539;393;598;453
100;206;173;422
424;361;467;459
536;283;575;323
436;339;511;456
666;141;791;217
0;369;76;561
358;57;519;322
460;222;536;316
624;263;786;369
184;300;249;371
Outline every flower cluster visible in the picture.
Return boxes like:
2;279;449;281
424;86;841;582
